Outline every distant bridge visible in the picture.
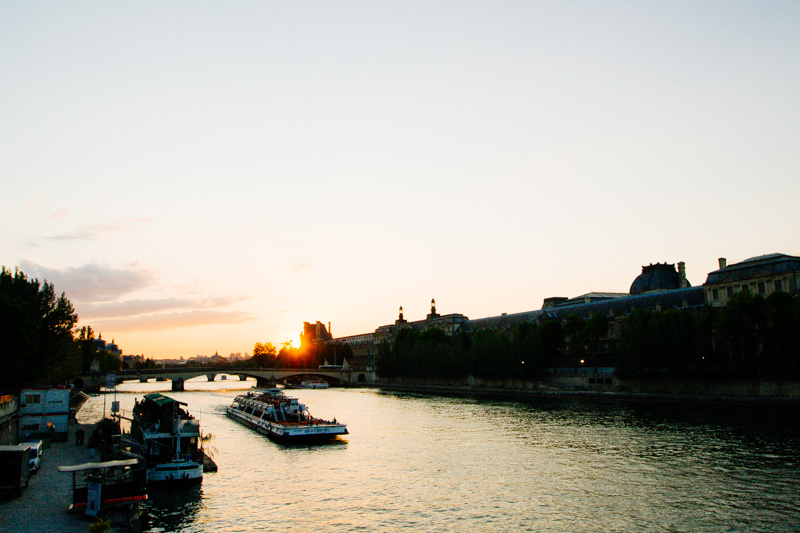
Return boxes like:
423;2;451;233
76;366;377;391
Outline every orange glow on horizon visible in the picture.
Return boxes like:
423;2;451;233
283;331;301;350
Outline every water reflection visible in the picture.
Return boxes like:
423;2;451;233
141;485;203;533
75;386;800;532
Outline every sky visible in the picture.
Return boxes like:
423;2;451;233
1;1;799;359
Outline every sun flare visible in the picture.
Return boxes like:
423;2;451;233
283;331;301;349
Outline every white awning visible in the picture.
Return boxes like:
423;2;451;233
58;458;139;472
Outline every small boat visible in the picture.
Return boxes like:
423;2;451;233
58;459;147;514
226;388;347;443
299;379;329;389
127;393;204;485
286;379;330;389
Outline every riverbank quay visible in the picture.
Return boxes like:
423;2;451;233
0;417;141;533
369;380;800;407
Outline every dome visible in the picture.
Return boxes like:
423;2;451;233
630;263;682;295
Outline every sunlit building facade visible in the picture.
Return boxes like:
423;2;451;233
704;253;800;307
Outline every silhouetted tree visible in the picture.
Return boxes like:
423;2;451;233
0;267;80;392
252;342;278;367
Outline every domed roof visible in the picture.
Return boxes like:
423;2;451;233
630;263;682;295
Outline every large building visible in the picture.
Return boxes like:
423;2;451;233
306;253;799;371
704;254;800;307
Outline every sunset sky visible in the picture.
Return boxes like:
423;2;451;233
2;2;798;359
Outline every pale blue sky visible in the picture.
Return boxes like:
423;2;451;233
1;1;798;358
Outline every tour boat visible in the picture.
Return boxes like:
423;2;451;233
226;388;347;443
128;393;204;484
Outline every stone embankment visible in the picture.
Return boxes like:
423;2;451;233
373;376;800;406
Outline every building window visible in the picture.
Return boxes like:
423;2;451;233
775;279;783;292
24;394;41;404
712;288;719;301
758;282;765;294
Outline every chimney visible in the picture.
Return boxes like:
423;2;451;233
678;261;689;288
718;257;727;269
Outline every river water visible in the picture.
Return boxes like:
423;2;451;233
76;378;800;532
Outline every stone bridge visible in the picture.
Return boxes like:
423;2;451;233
75;367;377;391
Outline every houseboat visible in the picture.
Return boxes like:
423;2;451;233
128;393;204;484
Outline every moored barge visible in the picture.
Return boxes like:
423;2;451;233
128;393;204;484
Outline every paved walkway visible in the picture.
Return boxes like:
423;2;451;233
0;420;99;533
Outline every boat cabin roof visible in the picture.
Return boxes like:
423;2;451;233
142;392;186;407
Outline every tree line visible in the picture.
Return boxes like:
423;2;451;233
250;340;353;369
618;290;800;378
0;267;121;394
378;291;800;380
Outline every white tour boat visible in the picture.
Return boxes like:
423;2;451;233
226;388;347;443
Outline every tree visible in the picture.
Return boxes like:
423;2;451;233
0;267;80;392
77;326;98;372
584;313;609;353
717;291;768;375
252;342;278;367
763;291;800;375
563;313;586;356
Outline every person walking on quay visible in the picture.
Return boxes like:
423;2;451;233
88;429;98;457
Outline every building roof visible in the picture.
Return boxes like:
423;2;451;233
465;287;705;332
630;263;684;295
704;253;800;285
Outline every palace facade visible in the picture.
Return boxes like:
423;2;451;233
304;252;800;371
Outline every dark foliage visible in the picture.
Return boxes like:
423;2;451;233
0;267;80;393
379;293;800;381
380;319;568;380
249;340;354;370
618;292;800;378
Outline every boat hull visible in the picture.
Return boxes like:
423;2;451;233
146;461;203;485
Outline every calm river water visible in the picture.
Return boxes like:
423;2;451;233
77;378;800;532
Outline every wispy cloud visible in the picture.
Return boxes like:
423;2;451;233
19;260;255;334
78;296;251;319
42;218;152;243
24;190;49;208
291;262;310;275
90;310;256;332
19;260;155;301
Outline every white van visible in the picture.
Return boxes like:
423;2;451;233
25;440;43;473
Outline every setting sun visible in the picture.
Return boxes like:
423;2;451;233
283;331;301;350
